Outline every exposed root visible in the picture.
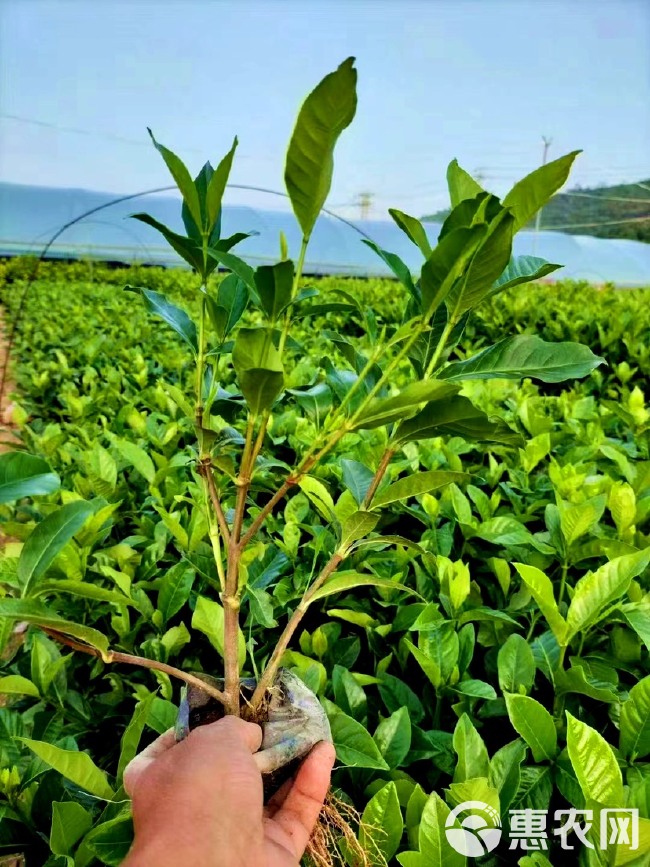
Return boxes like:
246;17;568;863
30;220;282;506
306;789;386;867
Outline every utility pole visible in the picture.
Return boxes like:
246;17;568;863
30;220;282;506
356;191;373;220
534;136;553;233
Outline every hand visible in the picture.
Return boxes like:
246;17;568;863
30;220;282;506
121;716;336;867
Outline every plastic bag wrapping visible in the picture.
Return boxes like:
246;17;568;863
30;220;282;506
175;668;332;798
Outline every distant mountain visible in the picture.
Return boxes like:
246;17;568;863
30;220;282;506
422;179;650;243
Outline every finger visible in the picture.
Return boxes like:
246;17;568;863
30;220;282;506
190;716;263;755
123;728;177;795
270;741;336;858
254;741;293;776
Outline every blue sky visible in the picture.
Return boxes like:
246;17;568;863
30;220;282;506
1;0;648;219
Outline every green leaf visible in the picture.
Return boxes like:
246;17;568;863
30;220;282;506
498;634;535;695
191;595;246;671
514;562;568;645
0;674;40;697
490;255;561;294
126;287;197;354
453;713;489;782
389;209;432;257
446;210;515;317
453;679;497;700
18;501;95;597
339;511;379;549
204;247;256;290
50;801;93;857
341;459;374;506
374;707;412;769
371;470;469;509
620;674;650;760
147;128;202;232
327;706;389;770
309;571;410;603
505;694;557;762
362;239;417;296
20;738;115;799
232;327;284;415
503;150;582;230
254;260;295;321
299;475;336;521
206;137;238;228
112;437;156;483
83;813;134;866
352;380;460;430
417;791;466;867
206;274;249;340
332;665;366;720
395;395;520;446
0;597;110;654
447;159;485;207
117;694;155;783
567;549;650;639
440;335;604;383
34;579;134;607
158;562;195;624
566;711;624;806
129;213;203;271
558;495;607;547
360;782;404;864
285;57;357;238
0;452;60;503
420;225;487;314
489;739;527;813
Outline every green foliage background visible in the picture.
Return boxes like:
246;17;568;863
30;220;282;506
0;259;649;865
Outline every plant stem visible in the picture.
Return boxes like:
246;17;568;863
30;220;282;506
363;447;395;507
196;293;207;440
278;236;309;356
43;628;227;704
424;319;455;378
200;462;231;547
249;551;344;711
558;561;569;607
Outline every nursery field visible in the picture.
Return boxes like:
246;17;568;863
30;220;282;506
0;257;649;866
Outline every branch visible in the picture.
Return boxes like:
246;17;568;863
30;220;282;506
200;461;231;547
43;628;227;704
248;551;344;711
363;447;395;507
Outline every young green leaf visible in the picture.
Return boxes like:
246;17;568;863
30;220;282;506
232;327;284;416
158;563;195;624
352;380;460;430
447;158;485;207
504;694;557;762
395;395;520;446
326;706;389;770
452;713;489;782
439;335;604;383
147;129;202;232
0;674;40;697
566;549;650;639
117;694;155;783
374;707;412;769
18;500;95;597
341;459;375;506
619;674;650;761
0;452;60;503
566;711;624;806
514;563;568;646
420;225;486;314
503;150;582;230
126;287;198;354
389;209;432;258
490;255;561;294
205;274;249;340
339;511;380;549
285;57;357;238
309;572;410;603
362;239;417;296
360;781;404;864
191;595;246;671
206;137;238;229
20;738;115;799
371;470;469;509
0;598;111;654
254;260;295;321
498;634;535;695
50;801;93;858
129;213;203;271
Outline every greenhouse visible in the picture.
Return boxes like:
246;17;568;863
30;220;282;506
1;180;648;285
